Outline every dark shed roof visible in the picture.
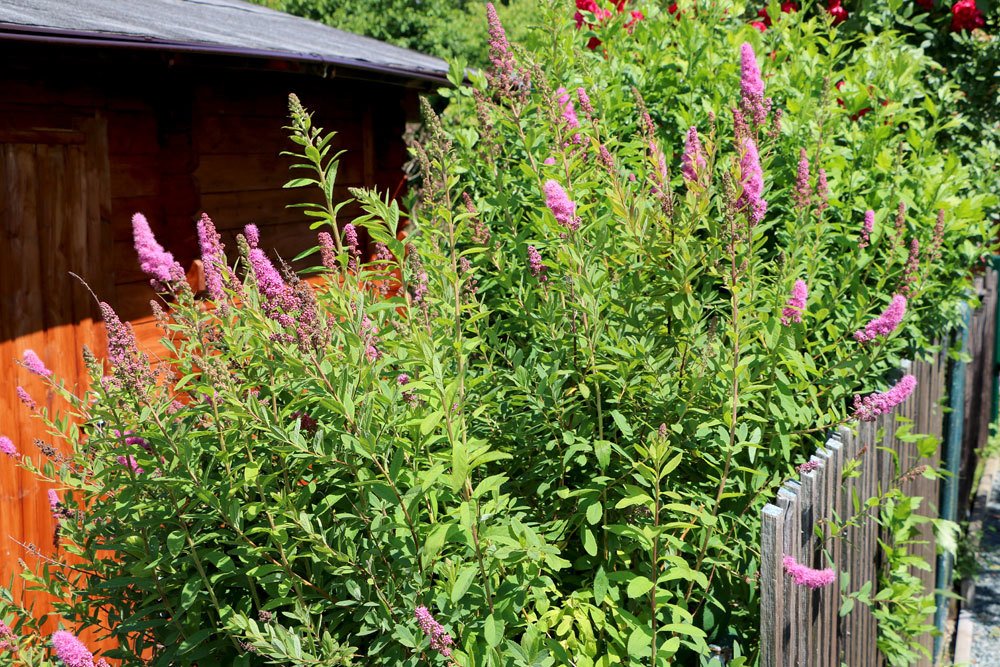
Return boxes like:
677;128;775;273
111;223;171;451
0;0;451;84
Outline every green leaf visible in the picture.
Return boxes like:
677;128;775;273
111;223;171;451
593;567;609;604
610;410;633;439
167;530;185;558
586;501;603;525
451;567;477;604
626;576;654;599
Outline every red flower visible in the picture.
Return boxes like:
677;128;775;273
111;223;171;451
668;2;679;13
625;9;645;30
827;0;848;24
916;0;935;11
950;0;985;31
755;1;799;29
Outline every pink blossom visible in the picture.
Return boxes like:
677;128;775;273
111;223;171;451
0;436;17;458
486;3;518;92
318;232;336;271
22;349;52;378
543;179;580;231
48;489;59;510
249;248;297;327
816;169;829;213
681;126;706;186
793;149;811;211
527;245;547;281
343;224;361;272
782;555;836;588
577;87;594;117
415;606;454;658
543;157;557;166
854;294;907;343
739;43;769;126
100;302;154;395
16;386;35;409
196;213;227;303
51;630;96;667
859;209;874;249
901;238;920;295
853;374;917;422
116;455;144;475
556;87;580;131
131;213;185;289
244;224;260;249
780;280;808;325
737;137;767;226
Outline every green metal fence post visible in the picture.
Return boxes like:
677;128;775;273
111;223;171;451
933;303;972;661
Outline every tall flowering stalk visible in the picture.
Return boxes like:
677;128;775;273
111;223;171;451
543;180;580;231
249;248;297;327
21;349;52;378
780;280;808;325
318;231;337;271
782;555;836;588
196;213;227;303
100;302;155;395
131;213;185;290
859;209;875;249
854;294;907;343
739;43;770;126
51;630;107;667
527;245;547;281
853;374;917;421
793;149;811;211
901;239;920;295
737;137;767;225
681;126;707;187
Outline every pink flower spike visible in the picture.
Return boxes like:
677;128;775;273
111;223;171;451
780;279;808;326
739;43;769;126
782;555;836;588
737;137;767;226
556;87;580;131
22;349;52;378
859;209;874;249
131;213;185;289
196;213;227;303
854;294;907;343
852;374;917;422
543;180;580;231
244;224;260;249
797;460;821;473
415;606;455;658
793;149;811;211
681;126;707;186
16;386;36;410
51;630;95;667
0;436;17;458
48;489;60;511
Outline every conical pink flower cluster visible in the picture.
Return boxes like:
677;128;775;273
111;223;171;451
0;436;17;458
739;43;770;126
543;179;580;231
681;126;706;186
131;213;185;289
782;555;836;588
793;149;811;211
249;248;297;327
854;294;906;343
415;606;454;658
853;374;917;422
196;213;227;303
737;137;767;225
21;349;52;378
100;302;154;395
859;209;875;249
780;280;808;325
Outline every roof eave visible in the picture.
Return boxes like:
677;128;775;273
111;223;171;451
0;23;451;88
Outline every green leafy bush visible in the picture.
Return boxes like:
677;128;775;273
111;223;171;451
1;2;996;666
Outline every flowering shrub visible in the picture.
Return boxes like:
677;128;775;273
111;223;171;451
0;2;996;666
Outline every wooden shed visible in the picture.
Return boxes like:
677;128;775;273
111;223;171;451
0;0;446;633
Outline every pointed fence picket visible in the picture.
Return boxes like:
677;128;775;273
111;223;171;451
759;267;997;667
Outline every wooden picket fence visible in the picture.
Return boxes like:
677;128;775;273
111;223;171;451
760;269;998;667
